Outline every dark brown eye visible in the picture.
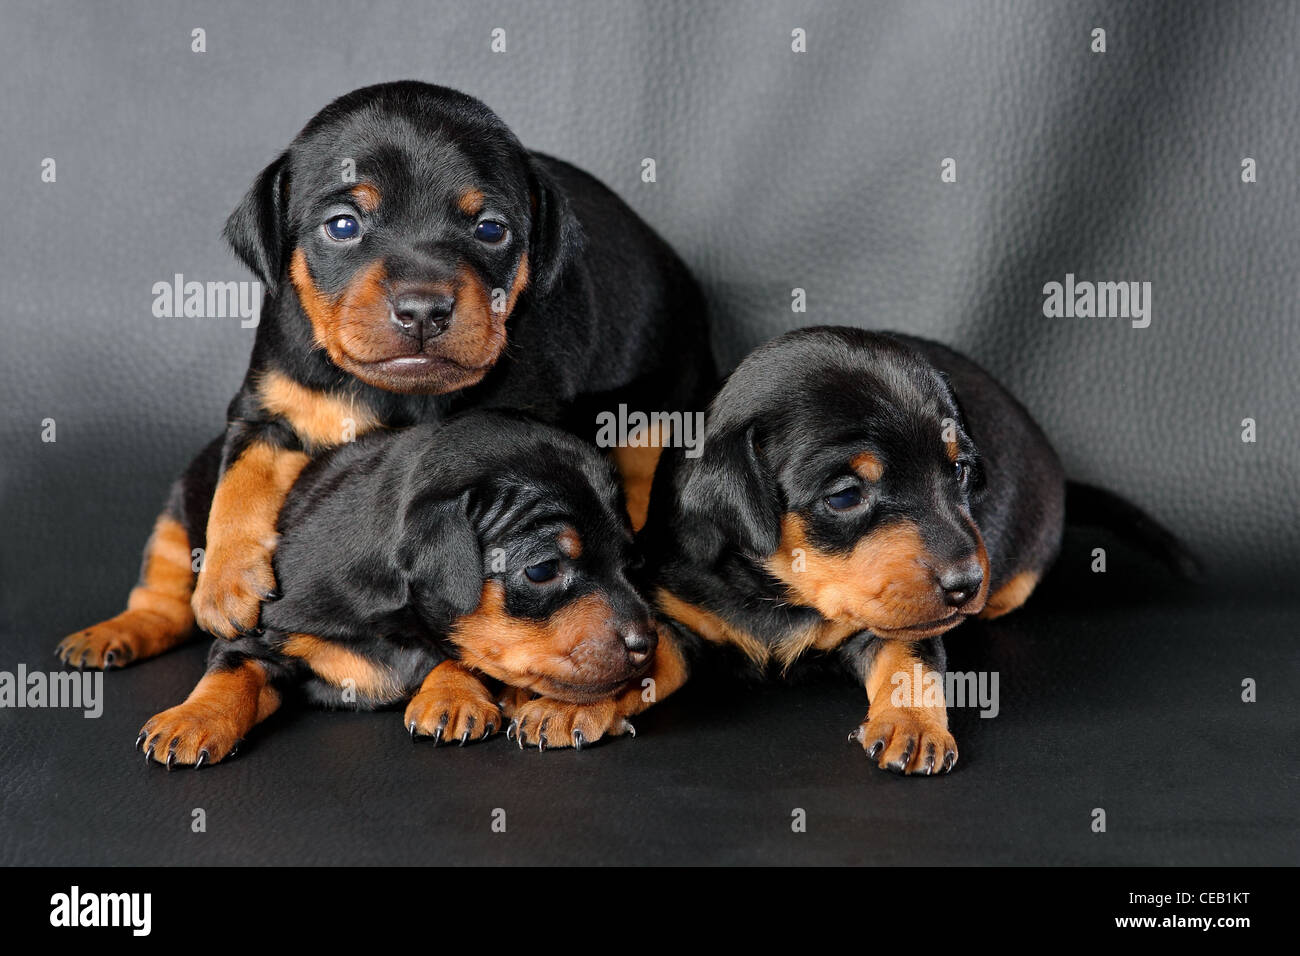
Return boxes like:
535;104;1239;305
474;220;507;243
954;461;972;487
825;487;863;512
523;560;558;584
324;215;360;241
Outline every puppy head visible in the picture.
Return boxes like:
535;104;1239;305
403;415;654;703
224;81;582;395
674;327;989;638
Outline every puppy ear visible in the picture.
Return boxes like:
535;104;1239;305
223;152;289;289
526;156;585;296
399;491;485;624
675;423;783;560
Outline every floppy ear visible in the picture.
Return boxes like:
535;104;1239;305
398;491;485;626
223;152;289;289
526;156;585;296
675;423;783;560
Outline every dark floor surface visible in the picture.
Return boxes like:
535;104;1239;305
2;530;1296;866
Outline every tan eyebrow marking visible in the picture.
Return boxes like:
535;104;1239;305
557;526;583;559
457;187;486;216
851;451;884;482
349;182;381;212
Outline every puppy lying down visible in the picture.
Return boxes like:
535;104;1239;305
138;411;683;767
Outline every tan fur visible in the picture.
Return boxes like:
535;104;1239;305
349;182;381;212
655;588;769;666
450;580;626;701
979;570;1040;619
611;417;668;532
257;370;381;449
457;187;485;216
140;660;281;766
404;660;500;740
765;514;989;638
855;640;957;774
57;514;197;667
281;634;403;703
851;451;883;481
191;441;310;638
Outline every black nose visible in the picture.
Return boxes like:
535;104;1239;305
391;292;454;341
620;622;658;665
939;562;983;607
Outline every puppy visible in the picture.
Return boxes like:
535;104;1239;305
636;326;1069;775
137;412;668;768
59;80;713;668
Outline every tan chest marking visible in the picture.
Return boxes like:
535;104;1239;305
655;589;860;672
978;570;1040;619
257;370;381;450
281;634;403;703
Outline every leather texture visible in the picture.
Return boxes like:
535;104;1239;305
1;0;1296;865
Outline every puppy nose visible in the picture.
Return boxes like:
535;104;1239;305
939;562;983;607
620;622;658;665
391;292;454;340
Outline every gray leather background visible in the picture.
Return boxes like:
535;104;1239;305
3;0;1298;612
1;1;1297;867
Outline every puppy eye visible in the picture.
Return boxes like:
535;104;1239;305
324;215;360;241
523;560;558;584
954;461;972;488
474;220;507;244
824;487;864;512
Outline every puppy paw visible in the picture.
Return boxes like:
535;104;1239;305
192;545;276;639
57;621;138;669
405;679;501;746
495;685;536;719
851;708;957;775
137;704;242;769
508;697;635;751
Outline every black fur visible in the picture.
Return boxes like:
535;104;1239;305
638;326;1069;772
196;411;656;712
223;79;713;441
115;79;714;646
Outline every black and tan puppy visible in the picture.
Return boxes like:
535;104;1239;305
637;326;1069;775
59;80;713;668
138;412;665;768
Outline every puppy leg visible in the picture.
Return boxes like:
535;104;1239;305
192;441;309;638
846;637;957;776
609;420;668;532
404;660;502;745
510;624;690;750
57;513;196;669
978;568;1042;619
138;654;281;768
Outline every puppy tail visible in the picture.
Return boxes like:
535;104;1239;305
1064;481;1203;581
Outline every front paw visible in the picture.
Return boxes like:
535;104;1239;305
57;621;137;670
137;704;242;769
508;697;635;751
851;708;957;775
192;545;277;639
495;685;535;719
405;685;501;746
